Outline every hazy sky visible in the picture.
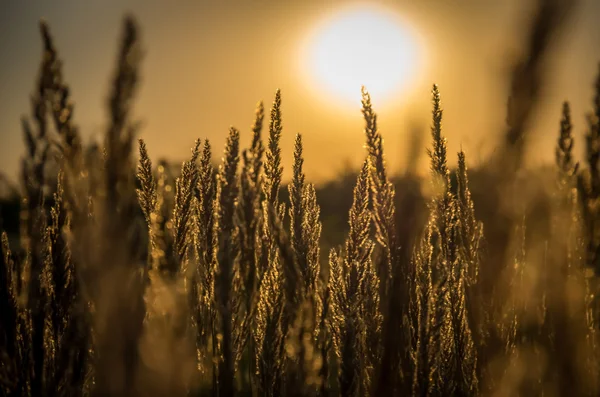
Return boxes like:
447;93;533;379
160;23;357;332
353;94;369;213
1;0;600;183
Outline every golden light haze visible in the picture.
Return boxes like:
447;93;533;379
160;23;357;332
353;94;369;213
300;4;425;108
1;0;599;183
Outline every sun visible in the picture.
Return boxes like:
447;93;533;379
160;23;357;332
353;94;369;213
303;5;422;107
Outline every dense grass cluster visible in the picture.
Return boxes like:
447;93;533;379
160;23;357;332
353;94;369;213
1;7;600;397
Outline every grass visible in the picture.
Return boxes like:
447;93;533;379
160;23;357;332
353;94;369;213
1;3;599;396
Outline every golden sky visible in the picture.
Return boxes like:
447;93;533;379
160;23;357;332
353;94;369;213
1;0;600;184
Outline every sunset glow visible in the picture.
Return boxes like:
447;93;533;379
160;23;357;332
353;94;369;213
305;5;422;106
2;2;600;394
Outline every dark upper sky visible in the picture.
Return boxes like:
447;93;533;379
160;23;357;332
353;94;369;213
1;0;600;183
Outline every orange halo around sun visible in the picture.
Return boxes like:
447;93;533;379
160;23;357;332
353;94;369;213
301;4;424;108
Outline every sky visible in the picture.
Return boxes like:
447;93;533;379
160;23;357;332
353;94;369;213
1;0;600;184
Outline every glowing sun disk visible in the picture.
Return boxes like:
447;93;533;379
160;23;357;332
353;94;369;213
307;6;421;106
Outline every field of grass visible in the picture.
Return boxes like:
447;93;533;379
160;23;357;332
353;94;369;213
1;3;600;396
